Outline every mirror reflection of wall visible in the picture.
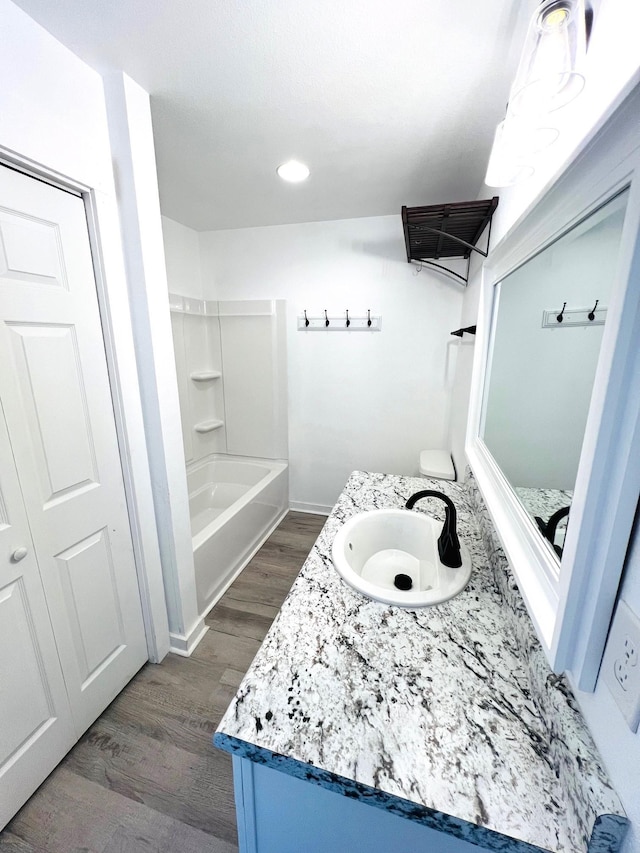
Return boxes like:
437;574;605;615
481;189;629;553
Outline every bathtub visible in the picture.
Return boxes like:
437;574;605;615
188;455;289;616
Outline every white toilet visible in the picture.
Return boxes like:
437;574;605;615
419;449;456;481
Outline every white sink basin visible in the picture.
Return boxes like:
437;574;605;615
331;508;472;607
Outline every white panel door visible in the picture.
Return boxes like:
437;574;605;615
0;399;76;828
0;165;147;736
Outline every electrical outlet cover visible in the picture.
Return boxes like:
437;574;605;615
602;600;640;732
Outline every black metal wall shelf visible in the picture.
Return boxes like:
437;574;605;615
451;325;477;337
402;197;499;285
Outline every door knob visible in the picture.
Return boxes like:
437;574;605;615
11;547;28;563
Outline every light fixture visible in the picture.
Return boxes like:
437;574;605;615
485;122;536;188
276;160;310;183
485;118;559;188
484;0;588;187
509;0;587;117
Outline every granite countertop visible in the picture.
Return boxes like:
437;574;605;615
214;471;626;853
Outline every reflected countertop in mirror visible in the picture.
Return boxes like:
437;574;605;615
515;486;572;555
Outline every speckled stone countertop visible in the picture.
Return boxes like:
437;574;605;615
214;472;627;853
515;487;573;522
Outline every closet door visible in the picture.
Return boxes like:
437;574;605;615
0;164;147;737
0;399;76;828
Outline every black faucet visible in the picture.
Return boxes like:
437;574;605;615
535;505;570;559
405;490;462;568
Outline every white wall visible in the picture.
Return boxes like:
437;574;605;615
0;0;110;190
448;1;640;847
575;517;640;853
0;0;169;660
199;215;465;511
162;216;204;299
448;252;483;476
103;75;203;656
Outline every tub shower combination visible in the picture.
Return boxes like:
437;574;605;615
189;456;288;614
170;297;289;619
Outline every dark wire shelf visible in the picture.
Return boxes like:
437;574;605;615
402;197;499;284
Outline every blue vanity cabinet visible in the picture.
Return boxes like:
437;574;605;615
232;757;486;853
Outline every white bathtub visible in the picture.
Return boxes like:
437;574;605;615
188;455;289;616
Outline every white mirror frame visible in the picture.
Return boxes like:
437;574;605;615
467;78;640;691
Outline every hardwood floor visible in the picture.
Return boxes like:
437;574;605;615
0;511;326;853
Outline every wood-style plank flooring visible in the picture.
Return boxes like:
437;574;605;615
0;511;326;853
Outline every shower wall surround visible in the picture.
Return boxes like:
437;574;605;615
170;294;226;462
169;296;288;466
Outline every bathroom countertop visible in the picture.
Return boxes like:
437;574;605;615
515;486;573;530
214;471;627;853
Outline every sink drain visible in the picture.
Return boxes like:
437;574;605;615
394;573;413;591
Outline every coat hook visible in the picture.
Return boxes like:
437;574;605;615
304;309;309;327
557;302;567;323
324;309;330;328
345;309;350;328
588;299;599;321
367;309;372;327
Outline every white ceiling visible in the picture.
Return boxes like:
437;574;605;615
12;0;530;231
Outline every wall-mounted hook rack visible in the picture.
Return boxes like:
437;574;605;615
298;311;382;332
542;304;607;329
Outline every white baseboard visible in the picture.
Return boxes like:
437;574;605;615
289;500;331;516
169;618;209;657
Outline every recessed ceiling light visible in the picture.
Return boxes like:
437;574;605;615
276;160;310;183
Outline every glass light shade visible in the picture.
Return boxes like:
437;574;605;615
509;0;586;117
485;152;534;189
484;117;560;187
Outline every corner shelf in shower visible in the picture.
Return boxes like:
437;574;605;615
190;370;222;382
402;196;499;285
194;419;224;434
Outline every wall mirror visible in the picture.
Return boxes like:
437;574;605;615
467;78;640;690
481;189;628;559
